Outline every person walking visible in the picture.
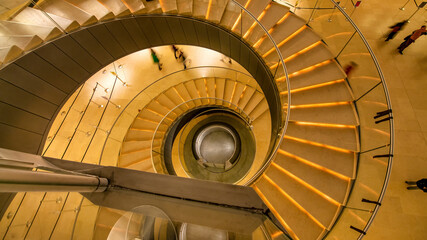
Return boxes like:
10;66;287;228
171;45;180;59
178;50;189;70
405;179;427;192
385;20;407;41
397;25;427;54
150;48;162;70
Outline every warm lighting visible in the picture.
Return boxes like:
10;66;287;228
253;185;300;240
289;101;350;109
286;60;331;78
277;149;350;181
294;121;356;129
277;12;290;25
206;0;213;19
121;147;151;155
263;26;306;58
283;41;321;62
271;162;341;206
287;79;345;93
231;0;252;31
283;135;353;154
243;3;270;38
263;175;326;229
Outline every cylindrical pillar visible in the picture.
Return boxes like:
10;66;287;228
0;168;108;192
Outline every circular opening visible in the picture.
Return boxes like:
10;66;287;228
194;124;238;166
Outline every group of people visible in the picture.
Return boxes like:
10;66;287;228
385;20;426;54
150;45;190;71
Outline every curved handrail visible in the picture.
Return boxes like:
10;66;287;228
98;66;259;165
327;1;394;239
150;97;253;174
231;0;291;186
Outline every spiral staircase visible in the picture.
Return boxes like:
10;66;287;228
0;0;394;240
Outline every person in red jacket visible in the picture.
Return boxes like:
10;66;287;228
385;20;407;41
398;25;427;54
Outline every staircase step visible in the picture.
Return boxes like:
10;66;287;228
281;137;356;179
174;83;196;108
265;164;341;229
265;28;321;63
184;80;203;106
176;0;193;15
245;2;289;44
286;121;358;152
0;45;23;64
192;0;209;18
215;78;226;105
232;0;270;35
206;0;228;23
159;0;178;13
289;102;358;126
248;98;268;121
289;81;353;105
274;151;350;203
0;35;43;51
97;0;132;17
205;77;216;103
255;177;326;240
219;0;242;29
0;20;62;41
122;0;147;15
230;82;246;106
163;88;187;113
121;140;152;154
283;43;334;75
38;0;98;26
237;86;256;110
141;0;162;13
194;78;209;105
256;14;306;55
12;7;80;33
119;149;152;167
243;91;264;114
68;0;115;21
287;60;346;89
126;158;155;172
223;79;236;104
126;128;156;141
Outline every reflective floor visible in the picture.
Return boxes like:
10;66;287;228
347;1;427;240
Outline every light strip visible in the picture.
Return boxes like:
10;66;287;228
287;79;345;93
283;135;353;154
253;185;300;240
293;121;356;129
263;175;326;229
231;0;252;31
277;149;350;181
206;0;213;19
263;26;306;58
243;3;271;38
289;101;350;109
271;162;341;206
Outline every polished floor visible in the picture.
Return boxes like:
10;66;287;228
346;1;427;239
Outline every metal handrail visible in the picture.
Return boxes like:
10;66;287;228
231;0;291;186
150;97;252;174
326;1;394;239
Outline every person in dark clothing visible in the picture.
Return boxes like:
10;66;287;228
405;179;427;192
150;48;162;70
178;50;189;69
398;25;427;54
385;20;407;41
171;45;180;59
